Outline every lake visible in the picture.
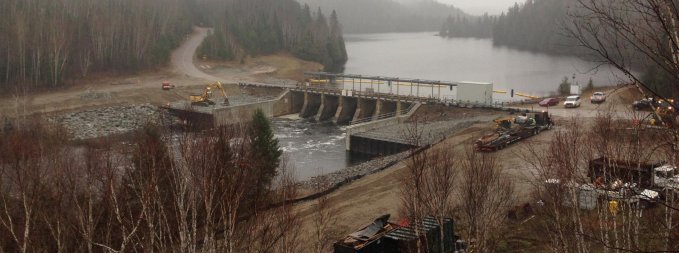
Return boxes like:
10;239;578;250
343;32;628;100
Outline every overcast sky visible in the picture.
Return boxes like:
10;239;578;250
437;0;520;15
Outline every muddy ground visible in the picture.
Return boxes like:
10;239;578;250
291;87;644;249
0;55;317;120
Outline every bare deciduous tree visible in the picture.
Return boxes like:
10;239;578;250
523;113;679;252
458;148;515;253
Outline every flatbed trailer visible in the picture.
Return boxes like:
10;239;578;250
475;111;553;152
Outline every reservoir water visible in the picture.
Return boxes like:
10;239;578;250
281;32;628;180
343;32;628;100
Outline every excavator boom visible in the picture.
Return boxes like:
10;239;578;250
190;81;230;106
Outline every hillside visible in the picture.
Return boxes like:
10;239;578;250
298;0;468;33
0;0;347;90
197;0;348;72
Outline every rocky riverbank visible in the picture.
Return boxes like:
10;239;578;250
49;104;160;140
299;151;411;191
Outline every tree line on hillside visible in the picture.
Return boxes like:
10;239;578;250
0;0;349;90
299;0;468;33
493;0;678;96
492;0;578;54
439;0;573;52
197;0;348;72
0;0;193;90
439;14;494;39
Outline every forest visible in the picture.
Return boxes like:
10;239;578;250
439;14;494;39
491;0;677;95
492;0;573;53
439;0;573;53
300;0;468;34
0;0;193;90
197;0;348;72
0;0;348;90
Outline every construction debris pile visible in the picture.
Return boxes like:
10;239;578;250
50;104;160;140
334;214;466;253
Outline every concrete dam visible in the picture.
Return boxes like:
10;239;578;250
166;87;421;156
167;72;503;157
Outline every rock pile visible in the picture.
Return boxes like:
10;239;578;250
51;104;160;140
300;151;411;190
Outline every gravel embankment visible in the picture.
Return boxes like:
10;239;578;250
299;151;411;191
50;104;160;140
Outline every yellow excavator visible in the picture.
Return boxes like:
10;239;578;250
189;81;230;106
649;98;676;127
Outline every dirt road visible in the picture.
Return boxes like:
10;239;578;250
292;88;645;248
293;118;556;249
171;27;217;81
0;27;318;118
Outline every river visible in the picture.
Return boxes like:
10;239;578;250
272;118;373;180
281;32;627;180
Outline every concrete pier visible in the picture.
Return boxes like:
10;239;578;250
352;98;377;124
373;100;397;120
333;97;357;125
299;92;321;118
315;94;339;122
172;87;425;129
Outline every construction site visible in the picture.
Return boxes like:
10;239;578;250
1;26;677;253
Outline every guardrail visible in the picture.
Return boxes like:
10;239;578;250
240;82;513;110
350;103;418;125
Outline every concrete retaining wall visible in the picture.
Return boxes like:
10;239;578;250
212;91;295;127
345;103;421;151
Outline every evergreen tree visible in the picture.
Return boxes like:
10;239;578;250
559;76;571;95
249;109;282;190
586;78;594;91
199;0;348;71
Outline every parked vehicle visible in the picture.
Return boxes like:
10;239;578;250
162;81;175;90
654;164;679;190
539;97;560;107
475;111;553;152
633;97;654;111
563;96;581;108
589;157;679;200
590;92;606;103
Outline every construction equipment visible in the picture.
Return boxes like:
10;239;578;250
189;81;229;107
649;98;675;126
475;111;553;152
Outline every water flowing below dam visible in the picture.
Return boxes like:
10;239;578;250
271;118;375;180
